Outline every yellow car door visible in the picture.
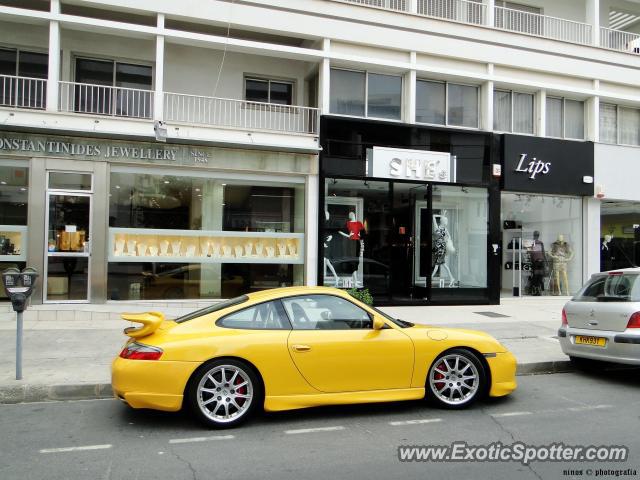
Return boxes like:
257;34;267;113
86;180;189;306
282;294;414;393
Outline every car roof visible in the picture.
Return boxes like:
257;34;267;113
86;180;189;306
595;267;640;276
243;286;350;302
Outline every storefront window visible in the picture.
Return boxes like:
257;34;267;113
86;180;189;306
0;163;29;301
107;170;305;300
501;194;582;296
323;178;489;303
600;201;640;272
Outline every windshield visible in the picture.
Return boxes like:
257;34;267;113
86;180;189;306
175;295;249;323
574;274;640;302
369;305;414;328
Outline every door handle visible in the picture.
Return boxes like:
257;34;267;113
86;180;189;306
292;344;311;352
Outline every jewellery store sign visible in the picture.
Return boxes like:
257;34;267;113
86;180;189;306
502;134;594;196
367;146;455;183
0;133;214;166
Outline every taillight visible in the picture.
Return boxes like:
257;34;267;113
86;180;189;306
561;308;568;327
119;342;163;360
627;312;640;329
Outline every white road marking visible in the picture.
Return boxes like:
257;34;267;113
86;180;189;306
40;444;112;453
568;404;612;412
284;426;345;435
389;418;443;426
490;411;533;418
169;435;235;444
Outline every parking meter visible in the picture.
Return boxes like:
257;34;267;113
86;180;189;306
2;267;38;313
2;267;38;380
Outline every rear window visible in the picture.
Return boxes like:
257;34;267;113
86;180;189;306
175;295;249;323
574;274;640;302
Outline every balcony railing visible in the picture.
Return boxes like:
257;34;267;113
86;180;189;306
494;6;592;45
59;81;153;119
600;27;640;53
340;0;408;12
0;74;46;110
418;0;485;26
164;92;319;135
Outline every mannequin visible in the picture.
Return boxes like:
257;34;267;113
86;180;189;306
601;234;614;271
550;234;573;295
339;211;365;288
323;210;339;286
527;230;546;296
432;214;456;287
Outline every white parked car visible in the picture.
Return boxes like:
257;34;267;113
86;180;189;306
559;268;640;366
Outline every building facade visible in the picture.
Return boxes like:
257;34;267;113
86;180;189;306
1;0;640;310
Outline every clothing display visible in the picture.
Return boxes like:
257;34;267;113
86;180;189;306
432;225;447;266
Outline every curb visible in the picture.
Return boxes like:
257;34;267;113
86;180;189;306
0;383;113;404
0;361;576;405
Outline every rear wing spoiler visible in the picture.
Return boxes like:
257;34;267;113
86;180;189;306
121;311;165;338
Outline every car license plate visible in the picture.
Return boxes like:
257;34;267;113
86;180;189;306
575;335;606;347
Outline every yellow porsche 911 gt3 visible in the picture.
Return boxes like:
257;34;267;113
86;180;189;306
112;287;516;428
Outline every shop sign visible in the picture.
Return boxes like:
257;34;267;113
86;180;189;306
502;135;594;196
368;146;454;183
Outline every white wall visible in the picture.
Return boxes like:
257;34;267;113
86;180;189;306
163;44;311;104
594;143;640;201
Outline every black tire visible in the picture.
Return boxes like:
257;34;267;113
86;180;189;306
187;358;263;429
426;348;487;410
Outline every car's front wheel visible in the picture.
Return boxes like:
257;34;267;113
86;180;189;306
187;359;262;428
426;349;486;409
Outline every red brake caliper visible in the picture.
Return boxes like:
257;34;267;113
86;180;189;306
433;362;446;390
235;376;246;405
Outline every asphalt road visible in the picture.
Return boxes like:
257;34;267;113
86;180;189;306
1;369;639;480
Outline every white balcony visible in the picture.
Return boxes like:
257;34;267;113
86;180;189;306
418;0;485;26
600;27;640;53
58;81;154;119
164;92;319;135
0;74;46;110
340;0;408;12
494;6;592;45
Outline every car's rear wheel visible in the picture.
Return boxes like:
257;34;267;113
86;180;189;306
187;359;262;428
426;349;486;409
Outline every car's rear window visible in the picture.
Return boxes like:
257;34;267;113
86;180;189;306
574;274;640;302
175;295;249;323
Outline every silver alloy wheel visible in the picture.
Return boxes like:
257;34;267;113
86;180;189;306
196;364;254;424
429;353;480;406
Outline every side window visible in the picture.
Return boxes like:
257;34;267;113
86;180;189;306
217;300;289;330
282;295;372;330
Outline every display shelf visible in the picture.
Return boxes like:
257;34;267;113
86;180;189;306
108;228;304;264
0;225;27;262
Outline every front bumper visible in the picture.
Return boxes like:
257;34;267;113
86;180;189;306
558;327;640;366
111;357;200;412
486;351;517;397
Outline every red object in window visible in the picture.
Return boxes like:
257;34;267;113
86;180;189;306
346;221;364;240
399;226;406;235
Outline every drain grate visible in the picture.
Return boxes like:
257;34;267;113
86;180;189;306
473;311;511;318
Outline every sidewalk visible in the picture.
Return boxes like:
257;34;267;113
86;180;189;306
0;296;571;404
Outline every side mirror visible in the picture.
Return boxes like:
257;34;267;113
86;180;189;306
372;317;385;330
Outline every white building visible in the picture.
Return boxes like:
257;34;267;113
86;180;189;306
0;0;639;313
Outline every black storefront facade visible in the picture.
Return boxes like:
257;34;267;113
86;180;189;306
318;115;503;306
499;135;594;298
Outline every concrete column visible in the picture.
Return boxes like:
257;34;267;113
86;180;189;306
481;80;494;131
537;89;546;137
404;52;416;124
587;95;599;142
408;0;418;14
586;0;600;46
305;174;319;286
154;14;165;121
46;0;60;112
485;0;495;27
583;197;601;280
318;39;331;114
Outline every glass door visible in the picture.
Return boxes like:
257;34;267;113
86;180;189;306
44;172;93;302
